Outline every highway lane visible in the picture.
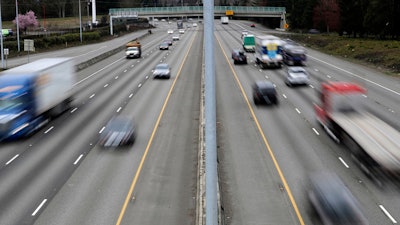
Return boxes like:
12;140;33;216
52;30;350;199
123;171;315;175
215;21;400;224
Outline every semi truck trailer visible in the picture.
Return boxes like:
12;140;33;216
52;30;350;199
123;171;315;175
0;58;76;140
314;81;400;180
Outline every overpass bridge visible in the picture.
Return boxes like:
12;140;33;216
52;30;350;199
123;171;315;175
109;6;286;34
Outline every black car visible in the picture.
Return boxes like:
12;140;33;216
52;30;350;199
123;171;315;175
99;116;137;148
252;81;278;105
231;49;247;64
308;172;368;225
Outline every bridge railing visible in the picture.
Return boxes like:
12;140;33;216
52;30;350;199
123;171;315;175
109;6;285;16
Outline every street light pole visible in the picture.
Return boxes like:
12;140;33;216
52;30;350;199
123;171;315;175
15;0;20;52
87;0;90;28
79;0;82;42
0;0;4;68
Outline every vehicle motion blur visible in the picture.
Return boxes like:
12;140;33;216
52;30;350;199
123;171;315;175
314;82;400;182
0;58;76;140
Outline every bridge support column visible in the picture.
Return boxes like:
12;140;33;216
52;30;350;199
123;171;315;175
280;12;286;29
110;16;114;35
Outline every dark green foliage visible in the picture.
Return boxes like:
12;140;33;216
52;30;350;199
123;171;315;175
2;30;102;56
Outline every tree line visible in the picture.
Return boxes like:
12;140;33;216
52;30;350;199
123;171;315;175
285;0;399;38
1;0;399;39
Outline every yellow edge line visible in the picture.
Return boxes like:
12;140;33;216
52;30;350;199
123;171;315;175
215;35;306;225
115;32;198;225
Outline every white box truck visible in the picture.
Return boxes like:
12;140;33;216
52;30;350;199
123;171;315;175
221;16;229;24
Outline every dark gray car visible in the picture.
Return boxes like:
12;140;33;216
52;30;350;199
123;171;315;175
99;116;136;148
231;49;247;64
252;81;278;105
308;172;369;225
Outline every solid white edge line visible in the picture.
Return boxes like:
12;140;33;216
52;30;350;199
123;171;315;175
308;55;400;96
32;199;47;216
73;154;84;165
5;154;19;165
379;205;397;223
338;157;349;168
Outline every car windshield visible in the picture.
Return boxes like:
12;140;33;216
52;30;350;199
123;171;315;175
106;117;134;132
156;64;169;70
289;69;307;77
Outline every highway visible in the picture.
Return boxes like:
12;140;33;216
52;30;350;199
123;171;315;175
0;20;399;225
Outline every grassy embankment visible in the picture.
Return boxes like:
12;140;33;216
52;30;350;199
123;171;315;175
281;33;400;76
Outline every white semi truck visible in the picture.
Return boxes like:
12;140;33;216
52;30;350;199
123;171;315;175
0;58;76;140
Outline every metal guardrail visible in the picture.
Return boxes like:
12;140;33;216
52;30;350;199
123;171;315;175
109;6;285;16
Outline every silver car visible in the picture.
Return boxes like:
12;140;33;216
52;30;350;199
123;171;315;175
172;35;180;41
285;66;310;86
153;63;171;79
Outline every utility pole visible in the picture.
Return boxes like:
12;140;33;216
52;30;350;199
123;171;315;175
87;0;90;27
91;0;96;25
0;0;4;68
16;0;20;52
79;0;82;42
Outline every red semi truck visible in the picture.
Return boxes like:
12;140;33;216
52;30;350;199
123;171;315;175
314;81;400;180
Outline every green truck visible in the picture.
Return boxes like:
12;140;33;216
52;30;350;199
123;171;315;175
242;34;255;52
2;29;13;37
